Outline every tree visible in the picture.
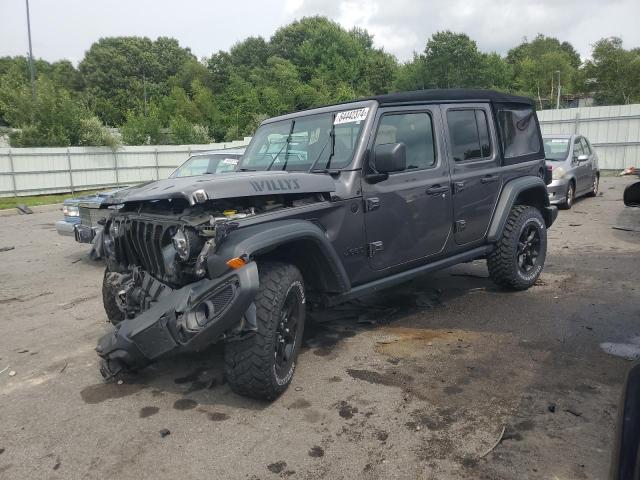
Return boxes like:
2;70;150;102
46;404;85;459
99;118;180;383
120;105;163;145
507;35;582;106
169;115;209;144
79;36;195;125
584;37;640;105
0;71;86;147
422;31;485;88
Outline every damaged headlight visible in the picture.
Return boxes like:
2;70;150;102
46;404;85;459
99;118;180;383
63;205;79;217
552;167;566;180
172;229;189;261
171;228;203;263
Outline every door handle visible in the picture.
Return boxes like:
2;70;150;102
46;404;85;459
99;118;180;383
426;185;449;196
481;175;499;184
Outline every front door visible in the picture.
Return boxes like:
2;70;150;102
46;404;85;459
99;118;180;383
362;107;452;271
443;105;503;245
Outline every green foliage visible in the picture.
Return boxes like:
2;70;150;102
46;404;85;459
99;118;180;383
120;105;163;145
584;38;640;105
0;71;85;147
1;18;639;148
78;116;120;148
169;115;210;144
506;35;583;107
79;36;195;125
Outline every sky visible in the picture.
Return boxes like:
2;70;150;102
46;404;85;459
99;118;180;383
1;0;639;65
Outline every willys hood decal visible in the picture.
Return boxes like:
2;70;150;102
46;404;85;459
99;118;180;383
102;171;336;205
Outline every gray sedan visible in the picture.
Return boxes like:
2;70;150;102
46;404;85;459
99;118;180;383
544;134;600;209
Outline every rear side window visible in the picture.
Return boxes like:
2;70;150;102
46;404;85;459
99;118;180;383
496;107;541;159
447;109;492;162
374;112;436;170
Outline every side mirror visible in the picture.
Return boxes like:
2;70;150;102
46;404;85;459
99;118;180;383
373;143;406;174
577;154;589;163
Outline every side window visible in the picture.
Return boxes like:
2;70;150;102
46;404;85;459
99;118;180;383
580;138;592;155
447;109;492;162
374;112;436;171
573;139;584;159
496;107;541;158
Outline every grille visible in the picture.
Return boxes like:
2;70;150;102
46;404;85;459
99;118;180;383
210;283;235;314
79;206;108;227
111;218;172;279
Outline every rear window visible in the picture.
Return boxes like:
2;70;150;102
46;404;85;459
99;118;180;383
496;107;541;159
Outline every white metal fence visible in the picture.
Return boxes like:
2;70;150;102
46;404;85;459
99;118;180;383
538;104;640;171
0;139;251;197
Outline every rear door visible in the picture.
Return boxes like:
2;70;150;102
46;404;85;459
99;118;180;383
443;104;502;245
362;106;452;270
572;137;589;193
579;137;596;192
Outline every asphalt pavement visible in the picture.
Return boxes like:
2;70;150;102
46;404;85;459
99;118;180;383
0;176;639;479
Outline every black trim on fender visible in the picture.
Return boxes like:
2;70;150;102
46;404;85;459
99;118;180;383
487;176;553;243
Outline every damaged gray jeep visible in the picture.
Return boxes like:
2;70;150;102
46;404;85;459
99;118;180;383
97;89;557;400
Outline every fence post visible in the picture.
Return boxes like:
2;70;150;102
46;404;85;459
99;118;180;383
114;149;120;186
154;147;160;180
574;112;580;134
8;149;17;197
66;147;75;194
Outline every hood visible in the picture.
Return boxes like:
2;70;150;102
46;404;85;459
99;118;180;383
102;171;336;206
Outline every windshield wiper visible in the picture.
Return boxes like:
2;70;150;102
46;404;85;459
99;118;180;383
266;120;295;171
308;114;335;173
238;167;256;172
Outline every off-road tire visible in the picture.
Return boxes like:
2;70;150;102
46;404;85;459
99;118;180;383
559;181;575;210
487;205;547;290
586;174;599;197
102;268;125;326
224;262;306;400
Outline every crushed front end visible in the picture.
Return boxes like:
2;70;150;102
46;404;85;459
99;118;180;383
96;197;264;377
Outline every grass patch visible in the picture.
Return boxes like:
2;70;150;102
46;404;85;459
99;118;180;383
0;189;104;210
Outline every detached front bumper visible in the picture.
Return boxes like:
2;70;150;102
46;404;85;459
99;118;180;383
547;178;569;205
97;262;259;377
55;220;76;236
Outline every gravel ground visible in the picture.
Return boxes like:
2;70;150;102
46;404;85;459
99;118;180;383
0;176;639;480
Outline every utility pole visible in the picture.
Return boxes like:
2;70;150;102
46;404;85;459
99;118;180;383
25;0;36;103
143;73;148;116
556;70;561;110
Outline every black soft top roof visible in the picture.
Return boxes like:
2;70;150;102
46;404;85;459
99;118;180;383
369;89;534;106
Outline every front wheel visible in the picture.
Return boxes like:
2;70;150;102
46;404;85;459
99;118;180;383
487;205;547;290
224;262;306;400
102;268;125;326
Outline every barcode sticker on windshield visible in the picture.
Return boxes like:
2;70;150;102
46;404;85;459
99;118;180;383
334;108;369;125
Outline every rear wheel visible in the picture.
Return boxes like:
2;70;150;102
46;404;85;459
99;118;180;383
586;174;599;197
102;268;124;326
559;181;575;210
224;262;305;400
487;205;547;290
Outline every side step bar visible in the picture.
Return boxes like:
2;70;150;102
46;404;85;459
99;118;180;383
324;245;492;307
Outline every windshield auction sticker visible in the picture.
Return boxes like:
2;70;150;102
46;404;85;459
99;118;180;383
334;107;369;125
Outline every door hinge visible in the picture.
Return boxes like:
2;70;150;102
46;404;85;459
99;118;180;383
367;241;384;258
366;197;380;212
453;181;465;194
454;220;466;232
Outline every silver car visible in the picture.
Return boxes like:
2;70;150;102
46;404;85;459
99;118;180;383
544;134;600;209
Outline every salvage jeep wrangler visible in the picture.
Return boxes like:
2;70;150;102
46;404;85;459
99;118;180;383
97;89;557;400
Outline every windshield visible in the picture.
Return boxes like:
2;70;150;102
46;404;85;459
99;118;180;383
170;154;241;178
238;109;368;172
543;138;570;161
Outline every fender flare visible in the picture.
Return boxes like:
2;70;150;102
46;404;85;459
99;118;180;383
487;176;557;242
207;219;351;293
